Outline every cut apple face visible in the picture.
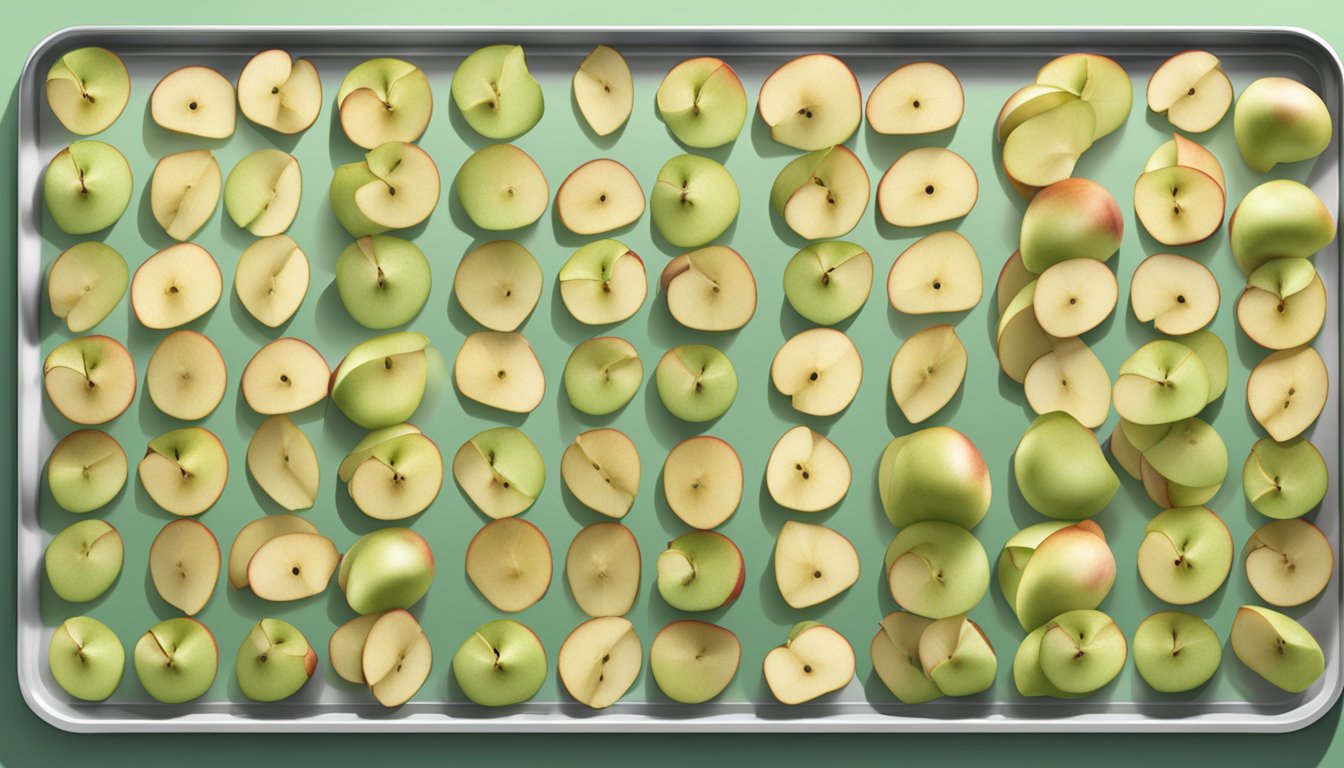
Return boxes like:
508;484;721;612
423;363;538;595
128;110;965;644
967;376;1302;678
150;65;236;139
240;337;328;415
223;149;301;236
1002;100;1095;188
137;427;228;517
1015;411;1119;520
1234;77;1333;173
650;621;740;704
655;344;738;422
456;143;548;231
558;616;641;709
148;518;220;615
150;150;221;241
466;518;552;612
332;141;440;237
1231;605;1325;693
1247;345;1329;442
655;57;747;149
762;622;856;705
47;242;127;334
233;234;309;328
1244;519;1334;607
783;241;872;326
556;159;645;235
1133;610;1222;693
237;50;322;135
561;428;639;519
453;240;543;332
771;328;862;417
330;332;429;429
1144;134;1226;193
1230;180;1335;276
656;531;745;612
1133;164;1224;246
563;337;642;416
362;609;432;707
918;616;997;698
335;235;432;329
344;427;442;521
1113;340;1209;425
558;239;647;325
329;612;380;684
1137;506;1233;605
227;514;317;590
49;615;125;702
661;246;757;332
337;58;432;149
1243;436;1328;520
867;61;963;135
758;54;861;151
1237;268;1326;351
1032;257;1116;337
663;436;743;529
1147;51;1232;133
765;426;851;513
770;145;870;240
451;45;544;140
1023;337;1112;429
145;330;227;421
884;521;989;619
130;243;223;329
574;45;633;137
650;154;740;249
1037;53;1133;140
773;520;859;609
566;521;641;617
451;426;543;520
887;231;982;315
996;84;1077;144
247;531;339;601
995;282;1055;384
871;612;941;704
45;518;123;603
454;331;546;414
46;47;130;135
877;147;977;228
1130;253;1220;335
44;140;133;235
1019;177;1124;274
890;324;967;424
134;617;218;704
43;335;136;425
47;429;127;514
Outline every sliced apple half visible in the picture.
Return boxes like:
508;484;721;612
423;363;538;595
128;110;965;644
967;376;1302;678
337;58;432;149
45;47;131;135
1147;51;1232;133
765;426;851;513
918;616;997;697
1243;436;1329;520
1024;337;1112;429
150;149;221;241
227;514;317;590
660;246;757;332
1113;340;1209;425
145;330;227;421
1231;605;1325;693
866;61;963;135
871;611;941;703
148;518;220;615
770;145;870;240
240;337;328;415
247;531;339;601
465;518;552;612
995;251;1034;316
451;426;543;520
47;242;128;334
887;231;982;315
654;344;738;422
1247;346;1328;442
1033;258;1116;337
329;612;380;684
556;159;644;236
995;282;1055;384
877;146;978;228
453;240;543;332
757;54;861;150
558;616;641;708
561;428;639;519
566;521;640;617
762;622;856;705
1130;253;1220;335
237;49;322;135
1237;268;1326;350
770;328;862;417
362;609;432;707
43;336;136;425
454;331;545;414
663;436;742;529
330;332;429;429
1144;134;1226;193
773;520;859;609
890;324;967;424
1037;53;1133;140
558;239;647;325
223;149;302;237
149;65;235;139
130;243;222;329
451;45;543;140
1245;519;1334;607
996;84;1077;143
234;235;309;328
573;45;633;137
44;519;123;603
137;427;228;517
345;428;443;521
784;241;873;326
884;521;989;618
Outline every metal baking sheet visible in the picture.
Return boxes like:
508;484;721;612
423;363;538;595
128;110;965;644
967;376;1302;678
15;26;1343;732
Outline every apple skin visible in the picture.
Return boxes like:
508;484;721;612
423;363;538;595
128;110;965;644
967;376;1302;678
656;531;745;612
1229;180;1336;276
1231;605;1325;693
783;241;873;326
1018;178;1123;274
335;235;432;329
655;344;738;423
455;143;548;232
44;335;137;426
46;47;131;135
1243;437;1328;520
649;620;741;704
1012;624;1083;699
451;45;544;140
47;429;127;514
452;619;547;707
655;57;747;149
48;241;128;334
1133;610;1221;693
133;617;218;704
48;616;125;702
235;618;317;702
1234;77;1333;172
1037;609;1128;695
329;331;429;430
338;527;435;614
44;140;134;235
1137;506;1233;605
331;141;440;237
878;427;991;530
1014;412;1118;520
650;154;740;249
337;58;432;149
44;518;123;603
918;616;997;697
884;521;989;619
999;520;1115;631
870;611;942;704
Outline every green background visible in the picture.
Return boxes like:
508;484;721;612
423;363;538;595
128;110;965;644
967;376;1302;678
4;0;1342;765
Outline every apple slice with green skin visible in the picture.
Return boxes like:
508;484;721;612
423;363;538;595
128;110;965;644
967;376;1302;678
655;57;747;149
47;429;126;514
650;154;739;248
44;140;132;235
44;336;136;425
47;242;127;334
771;145;869;240
656;344;737;422
452;45;543;140
134;618;217;703
890;324;967;424
996;282;1055;383
138;427;228;517
558;239;647;325
574;45;633;137
1231;605;1325;692
1246;256;1320;300
1130;253;1220;335
1243;437;1328;520
247;532;338;601
331;332;429;430
1137;506;1233;604
1133;611;1221;693
661;246;757;332
452;619;547;707
336;235;432;329
867;62;963;134
145;330;226;421
235;618;316;702
1019;178;1123;274
346;429;442;521
784;241;872;326
1001;520;1115;631
246;416;320;511
339;527;435;614
150;66;235;138
771;328;862;417
45;519;122;603
329;612;381;684
149;519;219;615
887;232;982;315
456;144;547;231
1234;77;1333;172
150;150;221;241
49;616;124;701
454;331;545;414
1002;100;1095;188
765;426;851;513
561;428;638;519
1016;412;1118;519
996;84;1077;143
466;518;552;612
234;235;309;328
1038;609;1127;695
556;159;645;235
1142;417;1228;490
918;616;996;697
763;622;856;704
650;621;740;703
1134;164;1224;246
566;522;641;617
451;426;543;520
332;142;440;237
663;436;742;529
362;609;432;707
870;612;941;703
773;520;859;609
1023;338;1112;429
1147;51;1232;133
1247;345;1328;442
45;47;130;135
1140;457;1220;509
337;58;431;149
1033;258;1116;337
130;243;223;329
1038;53;1133;139
223;149;301;236
1237;271;1326;351
1245;519;1334;607
237;50;322;135
227;514;317;590
758;54;861;151
878;427;991;530
1230;180;1336;276
563;337;642;416
1113;340;1209;425
454;240;542;332
241;337;328;415
558;617;641;709
885;521;988;619
877;148;977;228
1012;624;1082;698
656;531;744;612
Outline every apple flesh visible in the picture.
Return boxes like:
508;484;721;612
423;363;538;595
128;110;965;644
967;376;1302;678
758;54;861;150
918;616;997;697
465;518;552;612
561;428;639;519
336;58;432;149
1130;253;1220;335
650;621;740;704
43;335;136;425
134;617;218;703
46;428;127;514
45;518;123;603
1002;99;1095;189
765;425;851;513
784;241;872;326
454;331;546;414
1147;51;1232;133
332;141;440;237
1247;345;1328;442
663;436;743;529
47;241;127;333
1113;339;1210;426
770;328;862;417
566;521;641;618
574;45;633;137
661;246;757;332
1023;337;1111;429
49;616;124;701
137;427;229;517
45;47;130;135
362;609;432;707
237;50;323;135
246;531;338;602
233;235;309;328
655;344;738;422
884;521;989;619
558;239;647;326
556;159;645;236
1230;605;1325;693
223;149;301;236
453;240;542;332
1035;609;1127;695
887;231;983;315
451;426;543;520
44;140;133;235
650;154;739;248
870;612;941;703
345;427;443;522
150;149;221;241
655;57;747;148
1243;437;1328;520
241;337;329;415
557;617;641;709
867;61;963;134
145;329;227;421
130;242;223;329
150;65;235;139
235;618;317;702
877;147;978;228
1031;256;1116;337
451;45;544;140
771;145;870;240
762;622;856;704
656;531;745;612
890;324;967;424
1137;506;1233;605
227;514;317;590
452;619;547;707
1036;52;1133;139
455;143;547;231
331;331;430;429
773;520;860;609
1244;519;1334;607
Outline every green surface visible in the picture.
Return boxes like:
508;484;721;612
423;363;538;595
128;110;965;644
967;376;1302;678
4;0;1343;766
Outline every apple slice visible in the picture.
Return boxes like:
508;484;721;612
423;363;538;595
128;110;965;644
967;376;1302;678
996;84;1077;143
866;62;963;134
650;621;740;704
1230;605;1325;693
456;144;548;231
148;518;220;615
877;147;978;227
558;239;647;325
237;50;322;135
223;149;302;236
240;337;328;415
890;324;967;424
330;332;429;429
335;235;432;329
1144;134;1226;193
1134;164;1224;246
362;609;432;707
330;142;440;237
247;531;339;601
47;242;127;334
1033;258;1116;337
44;519;123;603
1245;519;1334;607
466;518;552;612
150;65;235;138
150;150;221;241
1133;611;1222;693
344;428;442;521
887;231;982;314
454;331;546;414
657;531;745;611
1142;419;1226;496
1002;100;1095;187
773;520;859;609
453;240;543;332
661;246;757;332
574;45;633;137
995;282;1055;384
231;235;309;328
663;436;742;529
918;616;997;697
784;241;872;326
44;140;133;235
145;330;226;421
1037;53;1133;140
130;243;223;329
871;612;941;703
137;427;228;517
1023;337;1111;429
765;426;851;513
451;45;543;140
655;57;747;149
1037;609;1128;694
451;426;544;520
337;58;432;149
758;54;861;150
560;428;638;519
47;429;127;513
1137;506;1233;604
329;613;380;684
43;336;136;425
227;514;317;590
770;145;870;240
45;47;130;135
1237;270;1327;350
655;344;738;422
1243;436;1329;520
770;328;862;417
650;154;740;248
566;521;641;617
763;622;856;704
134;618;218;703
558;617;641;708
1113;340;1209;425
235;618;316;702
1130;253;1220;335
1148;51;1232;133
48;616;125;702
1247;346;1328;442
452;619;547;707
884;521;989;618
556;159;644;235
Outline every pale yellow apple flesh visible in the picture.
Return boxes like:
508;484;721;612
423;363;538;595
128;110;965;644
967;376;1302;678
1024;337;1112;429
150;65;236;139
1130;253;1220;335
131;243;223;329
663;436;742;529
764;426;852;513
773;521;860;609
362;609;432;707
228;514;317;590
557;616;641;709
555;159;645;235
150;150;221;241
240;337;329;415
561;428;640;519
234;235;310;328
145;330;227;421
1032;258;1116;337
465;518;552;612
771;328;863;417
246;531;339;601
1247;346;1329;442
454;331;546;413
890;324;967;424
887;231;983;315
566;521;641;617
878;147;978;227
148;518;219;615
866;61;964;135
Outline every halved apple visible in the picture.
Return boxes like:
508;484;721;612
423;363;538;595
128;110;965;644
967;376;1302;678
655;344;737;422
661;246;757;332
454;331;545;414
1137;505;1233;605
451;426;543;520
344;427;443;521
465;518;552;612
757;54;861;150
1002;100;1095;188
330;332;429;429
362;609;432;706
663;436;742;529
246;414;318;511
44;336;136;425
762;621;855;704
886;231;982;314
335;235;432;329
566;521;640;617
237;49;322;135
890;324;967;424
453;240;543;332
764;425;851;513
234;235;309;328
149;150;221;241
145;330;227;421
451;45;543;140
1113;340;1209;425
1243;436;1329;520
770;328;862;417
130;243;223;329
1237;266;1326;350
563;337;642;416
1133;163;1224;246
657;531;745;612
650;154;740;249
1245;519;1334;607
649;621;740;704
1036;52;1133;139
784;241;872;326
150;65;235;139
867;62;963;135
47;429;127;513
45;518;123;603
148;518;219;615
884;521;989;618
44;140;132;235
227;514;317;590
47;242;127;334
870;612;941;704
1230;605;1325;693
655;57;747;149
556;159;644;235
45;47;130;135
877;147;977;227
